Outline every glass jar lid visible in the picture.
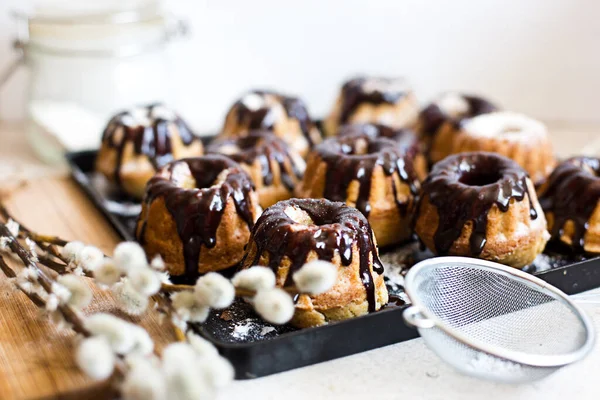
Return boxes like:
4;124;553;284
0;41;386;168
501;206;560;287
13;0;187;57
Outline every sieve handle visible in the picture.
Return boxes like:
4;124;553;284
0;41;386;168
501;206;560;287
403;306;435;329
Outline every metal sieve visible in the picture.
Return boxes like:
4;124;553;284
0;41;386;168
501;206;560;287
403;257;595;383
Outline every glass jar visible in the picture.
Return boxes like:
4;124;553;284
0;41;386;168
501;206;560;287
1;1;187;163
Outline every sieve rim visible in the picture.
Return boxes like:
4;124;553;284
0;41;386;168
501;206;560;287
404;256;596;368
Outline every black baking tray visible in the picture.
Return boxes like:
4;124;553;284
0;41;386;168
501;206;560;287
66;149;600;379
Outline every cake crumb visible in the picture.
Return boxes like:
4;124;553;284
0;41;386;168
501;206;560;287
220;310;234;321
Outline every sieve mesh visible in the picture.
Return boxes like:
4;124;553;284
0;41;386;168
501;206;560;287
404;257;594;383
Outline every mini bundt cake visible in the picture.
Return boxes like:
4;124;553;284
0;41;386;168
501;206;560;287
220;90;321;157
337;123;428;181
207;130;306;208
296;132;420;247
241;198;388;327
417;92;497;159
135;155;261;282
95;103;203;199
538;157;600;254
323;76;420;136
414;152;549;268
430;111;555;184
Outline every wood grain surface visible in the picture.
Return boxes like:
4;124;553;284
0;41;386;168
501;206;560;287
0;178;176;400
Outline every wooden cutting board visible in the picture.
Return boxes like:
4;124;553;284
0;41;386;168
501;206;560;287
0;178;176;400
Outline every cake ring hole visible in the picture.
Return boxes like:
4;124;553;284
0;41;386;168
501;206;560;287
340;137;385;156
169;161;232;189
284;205;338;227
459;169;503;187
215;143;241;155
169;162;196;189
501;125;523;134
284;206;315;225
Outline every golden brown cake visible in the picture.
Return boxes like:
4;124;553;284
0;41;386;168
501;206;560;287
220;90;321;157
207;130;306;208
417;92;497;160
414;152;549;268
538;157;600;254
95;104;203;199
241;198;388;328
323;76;419;136
430;111;555;184
135;155;261;282
295;132;421;247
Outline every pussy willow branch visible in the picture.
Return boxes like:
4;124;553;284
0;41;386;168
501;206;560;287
0;254;46;307
160;283;193;292
0;204;99;278
1;205;188;346
155;294;187;342
0;203;68;247
0;203;70;268
160;282;300;297
1;222;89;336
0;222;127;378
37;253;68;274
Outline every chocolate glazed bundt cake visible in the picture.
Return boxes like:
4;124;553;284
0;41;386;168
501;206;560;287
207;130;305;208
241;199;388;328
414;152;549;268
220;90;322;157
296;132;420;247
538;157;600;254
95;104;203;199
135;155;261;282
430;111;555;184
324;76;420;136
417;92;497;159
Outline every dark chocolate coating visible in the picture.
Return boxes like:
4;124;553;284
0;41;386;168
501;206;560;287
338;77;409;124
243;198;384;312
417;152;537;255
101;103;198;188
419;94;497;138
232;90;317;146
137;155;255;282
207;130;302;191
538;157;600;252
313;133;420;218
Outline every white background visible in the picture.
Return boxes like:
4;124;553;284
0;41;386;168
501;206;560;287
1;0;600;132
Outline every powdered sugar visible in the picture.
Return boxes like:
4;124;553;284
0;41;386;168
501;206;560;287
231;319;278;339
232;319;256;339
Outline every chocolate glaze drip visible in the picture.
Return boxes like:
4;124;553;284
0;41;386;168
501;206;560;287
419;94;497;138
244;199;384;312
137;155;255;282
233;90;317;146
207;130;302;191
315;133;420;218
417;152;537;255
538;157;600;252
101;104;198;188
338;77;408;124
